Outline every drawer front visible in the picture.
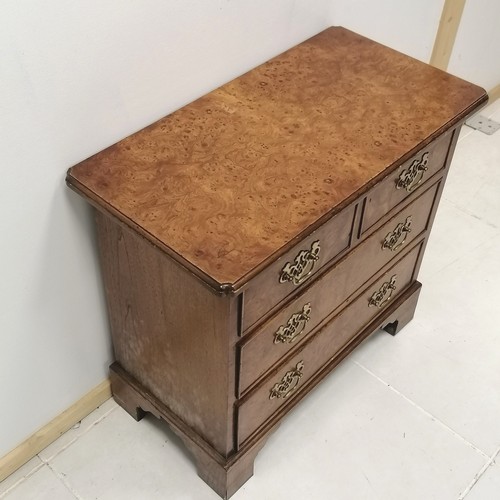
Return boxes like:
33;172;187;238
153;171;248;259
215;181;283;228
237;243;422;445
237;181;439;394
361;130;453;235
242;203;356;333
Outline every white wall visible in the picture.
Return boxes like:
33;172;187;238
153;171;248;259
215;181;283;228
448;0;500;91
0;0;331;457
329;0;444;62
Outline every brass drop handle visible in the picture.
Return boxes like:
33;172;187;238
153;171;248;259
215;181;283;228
382;216;412;252
396;152;429;193
269;361;305;400
368;275;397;308
274;303;312;344
279;241;321;285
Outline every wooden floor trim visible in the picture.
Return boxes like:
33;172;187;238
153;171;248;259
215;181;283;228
0;379;111;483
488;84;500;103
430;0;466;70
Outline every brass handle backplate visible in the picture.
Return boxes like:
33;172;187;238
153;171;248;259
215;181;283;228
274;303;312;344
368;275;397;308
269;361;304;400
396;152;429;192
382;216;412;252
279;241;320;285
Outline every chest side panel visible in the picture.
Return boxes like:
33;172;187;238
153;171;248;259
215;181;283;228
95;211;238;456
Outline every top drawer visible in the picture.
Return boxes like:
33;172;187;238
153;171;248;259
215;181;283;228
360;129;454;235
242;203;356;333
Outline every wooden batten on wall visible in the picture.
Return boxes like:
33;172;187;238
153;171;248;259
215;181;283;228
430;0;499;105
430;0;500;106
0;380;111;483
430;0;466;70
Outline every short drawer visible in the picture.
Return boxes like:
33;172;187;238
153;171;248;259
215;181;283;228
237;242;422;445
242;203;356;333
237;181;439;394
361;129;453;235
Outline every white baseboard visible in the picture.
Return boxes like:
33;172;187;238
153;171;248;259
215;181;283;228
0;379;111;483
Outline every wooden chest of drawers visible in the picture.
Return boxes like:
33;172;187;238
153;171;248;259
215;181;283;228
66;27;487;499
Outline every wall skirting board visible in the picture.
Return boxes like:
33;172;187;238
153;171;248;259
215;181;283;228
0;380;111;483
489;84;500;103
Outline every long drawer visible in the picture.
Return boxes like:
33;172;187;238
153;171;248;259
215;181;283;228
237;242;422;445
237;181;439;394
241;203;357;333
360;129;453;235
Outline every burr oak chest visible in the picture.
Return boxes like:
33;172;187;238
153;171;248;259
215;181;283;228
66;27;487;498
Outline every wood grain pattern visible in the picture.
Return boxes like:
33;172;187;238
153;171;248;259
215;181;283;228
237;242;423;445
360;129;452;234
241;202;356;332
238;181;439;394
95;212;238;455
64;27;489;499
66;27;487;290
234;281;422;464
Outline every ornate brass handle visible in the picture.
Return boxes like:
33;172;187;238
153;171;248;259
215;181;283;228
382;216;412;252
269;361;304;400
279;241;320;285
396;152;429;192
368;275;397;308
274;303;312;344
